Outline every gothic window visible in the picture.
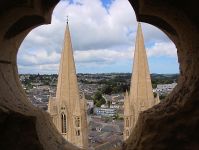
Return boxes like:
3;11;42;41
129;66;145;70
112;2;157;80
126;118;129;127
126;130;129;136
61;113;67;133
75;117;80;127
76;130;80;136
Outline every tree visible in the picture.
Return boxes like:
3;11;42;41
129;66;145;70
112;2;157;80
93;91;106;107
101;85;112;94
113;113;119;120
152;84;157;89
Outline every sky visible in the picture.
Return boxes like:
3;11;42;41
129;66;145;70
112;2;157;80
17;0;179;74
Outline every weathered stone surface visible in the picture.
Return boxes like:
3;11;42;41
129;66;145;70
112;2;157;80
0;0;80;150
125;0;199;149
0;108;43;150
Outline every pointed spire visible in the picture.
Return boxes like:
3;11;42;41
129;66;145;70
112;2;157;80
55;20;80;109
154;92;160;104
47;96;52;113
129;22;154;113
125;90;128;96
81;93;87;111
82;92;85;99
48;19;88;149
124;90;130;116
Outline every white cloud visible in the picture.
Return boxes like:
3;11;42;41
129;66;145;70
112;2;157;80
75;47;132;64
17;0;178;74
147;42;177;58
18;64;59;74
19;0;136;52
18;49;60;66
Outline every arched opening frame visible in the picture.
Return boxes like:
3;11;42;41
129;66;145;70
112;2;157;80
0;0;198;150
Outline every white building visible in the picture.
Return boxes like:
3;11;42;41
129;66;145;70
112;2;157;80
155;83;177;94
94;108;117;117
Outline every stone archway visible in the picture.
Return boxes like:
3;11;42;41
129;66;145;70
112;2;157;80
0;0;198;150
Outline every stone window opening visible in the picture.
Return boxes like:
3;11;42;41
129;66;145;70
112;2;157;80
61;113;67;133
76;130;80;136
126;130;129;136
126;118;130;127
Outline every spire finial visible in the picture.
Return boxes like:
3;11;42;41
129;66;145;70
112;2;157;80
67;16;69;24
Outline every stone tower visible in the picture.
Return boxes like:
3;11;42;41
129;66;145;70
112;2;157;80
123;23;159;140
48;21;88;149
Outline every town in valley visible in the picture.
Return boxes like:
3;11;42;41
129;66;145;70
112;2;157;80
19;73;178;149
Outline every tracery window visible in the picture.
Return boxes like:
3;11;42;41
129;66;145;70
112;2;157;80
76;130;80;136
126;130;129;136
61;113;67;133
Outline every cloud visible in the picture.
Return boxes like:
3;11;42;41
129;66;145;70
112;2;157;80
63;0;137;50
17;0;178;74
18;64;59;74
74;47;132;65
19;0;137;51
147;42;177;58
17;42;178;74
18;49;60;66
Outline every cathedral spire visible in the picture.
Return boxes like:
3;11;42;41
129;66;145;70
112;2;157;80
48;20;88;149
129;22;154;124
124;22;158;141
55;20;79;108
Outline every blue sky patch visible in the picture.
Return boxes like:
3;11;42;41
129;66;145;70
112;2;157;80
101;0;115;10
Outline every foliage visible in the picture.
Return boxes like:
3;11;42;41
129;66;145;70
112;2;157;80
113;113;119;120
93;91;106;107
151;74;179;88
85;94;92;100
159;94;167;100
100;77;130;94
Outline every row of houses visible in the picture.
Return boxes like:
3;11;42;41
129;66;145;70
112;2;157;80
154;83;177;95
